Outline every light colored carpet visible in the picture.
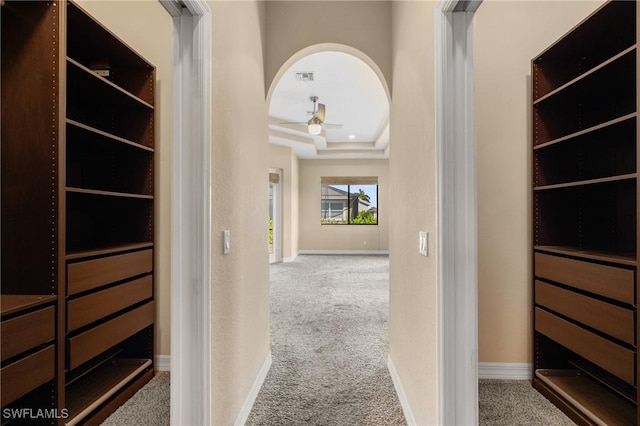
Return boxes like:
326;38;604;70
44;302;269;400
101;371;169;426
246;255;406;426
479;380;575;426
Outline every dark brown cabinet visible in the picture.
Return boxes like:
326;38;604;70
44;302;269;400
531;1;639;424
1;1;156;424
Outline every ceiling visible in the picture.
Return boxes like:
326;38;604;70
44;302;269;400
268;51;390;160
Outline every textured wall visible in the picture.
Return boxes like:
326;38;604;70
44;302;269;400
210;1;271;424
388;2;439;424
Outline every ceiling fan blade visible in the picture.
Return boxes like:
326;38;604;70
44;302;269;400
317;103;326;122
279;122;307;125
322;123;343;129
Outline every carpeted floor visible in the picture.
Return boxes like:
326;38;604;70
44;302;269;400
101;255;576;426
101;371;169;426
246;255;405;425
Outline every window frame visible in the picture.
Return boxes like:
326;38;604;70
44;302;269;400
320;179;379;226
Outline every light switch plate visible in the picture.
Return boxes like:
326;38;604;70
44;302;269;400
419;231;428;256
223;230;231;254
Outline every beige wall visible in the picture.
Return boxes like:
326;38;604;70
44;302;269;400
75;0;173;357
298;159;389;251
265;1;392;95
210;1;271;424
474;0;605;364
389;2;439;424
269;144;300;260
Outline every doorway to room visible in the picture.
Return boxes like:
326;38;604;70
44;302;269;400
269;169;282;263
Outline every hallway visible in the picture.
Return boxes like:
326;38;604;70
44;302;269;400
246;255;405;425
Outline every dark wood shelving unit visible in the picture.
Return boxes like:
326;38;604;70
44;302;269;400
1;1;156;423
531;1;639;424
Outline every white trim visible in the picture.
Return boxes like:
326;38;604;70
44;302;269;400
478;363;532;380
435;1;482;425
387;355;417;426
283;253;298;263
298;250;389;255
233;352;273;426
167;2;212;425
155;355;171;372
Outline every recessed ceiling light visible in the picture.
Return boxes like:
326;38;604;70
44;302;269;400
349;135;356;139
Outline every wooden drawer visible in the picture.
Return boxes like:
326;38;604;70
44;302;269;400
1;306;55;361
67;249;152;296
0;345;55;406
67;301;154;370
534;252;635;304
535;307;635;384
67;275;153;332
535;280;634;344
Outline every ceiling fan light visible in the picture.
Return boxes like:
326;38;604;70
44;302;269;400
307;117;322;135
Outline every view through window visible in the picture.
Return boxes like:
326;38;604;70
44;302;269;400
320;177;378;225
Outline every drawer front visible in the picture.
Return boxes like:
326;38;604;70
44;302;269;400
1;306;55;361
67;301;154;370
535;307;635;384
534;252;635;304
67;275;153;332
0;345;55;406
536;280;635;344
67;249;152;296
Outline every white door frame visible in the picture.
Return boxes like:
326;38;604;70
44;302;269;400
161;0;481;423
435;1;482;425
160;0;212;424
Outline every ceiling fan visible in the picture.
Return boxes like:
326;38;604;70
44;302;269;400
281;96;343;135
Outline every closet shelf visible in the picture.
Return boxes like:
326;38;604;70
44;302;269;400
0;295;57;317
66;187;154;200
67;57;154;110
67;119;154;152
534;246;637;267
533;45;636;105
535;370;636;425
533;173;636;191
65;358;151;425
533;113;637;150
66;242;154;261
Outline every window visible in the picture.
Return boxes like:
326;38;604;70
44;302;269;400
320;177;378;225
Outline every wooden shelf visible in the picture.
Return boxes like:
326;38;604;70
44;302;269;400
534;246;637;267
67;58;153;110
533;173;637;191
532;1;636;101
66;187;154;200
0;295;56;317
2;1;156;421
535;370;636;426
535;45;637;105
66;242;153;261
532;2;638;421
67;119;154;152
65;358;152;425
534;113;637;150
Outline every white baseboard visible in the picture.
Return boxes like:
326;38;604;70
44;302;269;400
478;362;532;380
298;249;389;255
234;351;272;426
283;253;298;262
387;355;417;426
155;355;170;372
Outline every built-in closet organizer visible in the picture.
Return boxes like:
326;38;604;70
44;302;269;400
531;1;639;425
1;1;156;424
